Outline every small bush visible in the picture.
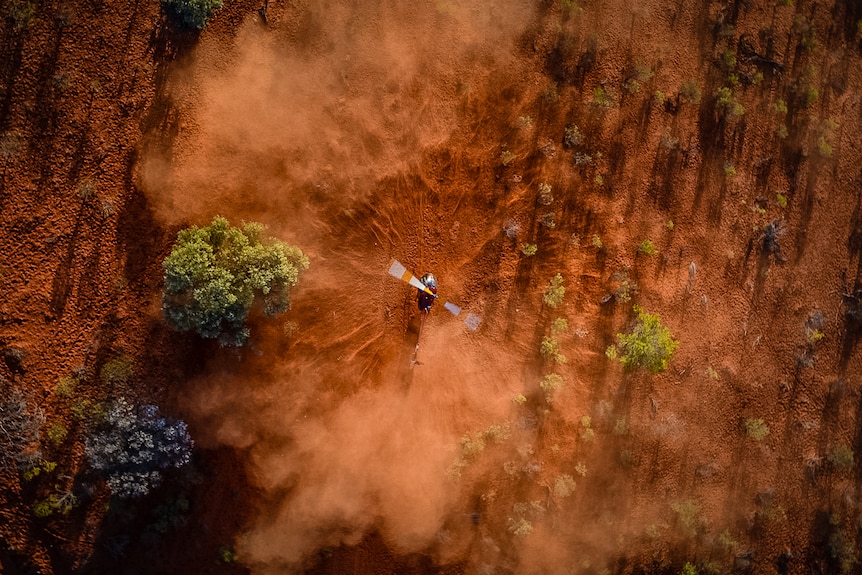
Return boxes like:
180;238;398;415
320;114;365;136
76;179;96;200
47;423;68;446
612;272;637;303
829;529;857;574
543;274;565;308
483;423;511;443
744;418;769;441
85;399;193;499
672;499;702;537
101;356;133;386
816;136;832;158
718;49;737;72
660;133;679;150
579;416;594;442
460;433;485;458
563;125;583;148
71;399;106;425
794;16;818;52
540;336;566;364
637;240;656;256
719;530;738;551
679;81;701;105
219;547;237;564
162;0;223;29
827;445;854;469
0;390;45;471
715;87;744;117
503;219;520;240
55;376;77;398
162;216;308;346
807;329;824;343
681;563;699;575
33;490;77;517
611;306;679;373
553;474;576;499
507;516;533;537
592;86;615;108
537;183;553;205
540;374;565;402
22;460;56;482
551;318;568;334
8;1;36;31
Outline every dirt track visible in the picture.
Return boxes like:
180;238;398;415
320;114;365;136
2;0;862;574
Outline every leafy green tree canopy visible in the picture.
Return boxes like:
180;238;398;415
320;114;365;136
611;305;679;373
161;0;224;30
162;216;309;346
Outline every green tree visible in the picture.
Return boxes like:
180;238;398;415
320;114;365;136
162;0;223;29
609;306;678;373
162;216;308;346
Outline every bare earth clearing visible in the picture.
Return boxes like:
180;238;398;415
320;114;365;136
2;1;862;574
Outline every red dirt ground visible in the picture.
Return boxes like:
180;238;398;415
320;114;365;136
2;0;862;574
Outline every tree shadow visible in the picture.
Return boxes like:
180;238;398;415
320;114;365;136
116;155;166;287
0;24;26;131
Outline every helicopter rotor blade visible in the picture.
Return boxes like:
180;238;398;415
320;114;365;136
388;260;435;295
443;301;461;316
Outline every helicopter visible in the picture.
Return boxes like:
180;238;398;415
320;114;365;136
387;260;481;364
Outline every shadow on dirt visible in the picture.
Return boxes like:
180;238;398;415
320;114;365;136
838;174;862;373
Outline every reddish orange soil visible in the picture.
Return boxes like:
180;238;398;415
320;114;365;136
2;0;862;574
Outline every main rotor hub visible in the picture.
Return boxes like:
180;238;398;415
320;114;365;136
420;273;438;292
